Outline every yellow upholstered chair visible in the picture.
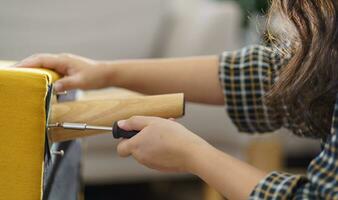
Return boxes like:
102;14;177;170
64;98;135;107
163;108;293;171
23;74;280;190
0;61;59;200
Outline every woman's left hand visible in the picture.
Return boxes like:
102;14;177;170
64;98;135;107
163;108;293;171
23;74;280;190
116;116;210;173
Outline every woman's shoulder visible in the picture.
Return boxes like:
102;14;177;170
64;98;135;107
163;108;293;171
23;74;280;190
220;44;290;72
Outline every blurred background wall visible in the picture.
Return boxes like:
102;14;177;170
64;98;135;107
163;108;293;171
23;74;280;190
0;0;321;199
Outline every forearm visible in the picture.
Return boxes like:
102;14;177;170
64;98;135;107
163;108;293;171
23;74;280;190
100;56;224;104
188;144;267;200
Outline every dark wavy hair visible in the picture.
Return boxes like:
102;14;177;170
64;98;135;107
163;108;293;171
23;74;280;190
266;0;338;138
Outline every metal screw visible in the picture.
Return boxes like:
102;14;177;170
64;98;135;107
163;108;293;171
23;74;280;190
51;150;64;157
56;91;68;95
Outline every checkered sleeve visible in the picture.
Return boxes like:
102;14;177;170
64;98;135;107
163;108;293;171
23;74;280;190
249;95;338;199
219;45;287;133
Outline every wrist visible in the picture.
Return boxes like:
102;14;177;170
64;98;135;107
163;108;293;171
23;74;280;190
97;60;126;88
184;141;215;175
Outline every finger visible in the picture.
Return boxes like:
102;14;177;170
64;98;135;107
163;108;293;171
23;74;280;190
14;54;69;74
117;139;133;157
53;74;82;92
15;54;57;68
117;116;157;131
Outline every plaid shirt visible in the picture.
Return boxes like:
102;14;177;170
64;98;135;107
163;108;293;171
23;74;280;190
219;45;338;199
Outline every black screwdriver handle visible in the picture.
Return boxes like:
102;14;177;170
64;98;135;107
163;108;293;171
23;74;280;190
112;122;139;139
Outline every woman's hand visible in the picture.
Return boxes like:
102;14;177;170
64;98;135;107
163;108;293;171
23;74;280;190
117;116;268;199
116;116;210;173
14;53;110;92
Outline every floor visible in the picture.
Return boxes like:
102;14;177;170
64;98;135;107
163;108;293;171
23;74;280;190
85;178;205;200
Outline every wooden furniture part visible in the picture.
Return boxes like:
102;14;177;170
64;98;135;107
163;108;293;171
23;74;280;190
204;185;225;200
246;137;283;172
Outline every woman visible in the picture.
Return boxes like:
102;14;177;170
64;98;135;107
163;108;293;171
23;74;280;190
16;0;338;199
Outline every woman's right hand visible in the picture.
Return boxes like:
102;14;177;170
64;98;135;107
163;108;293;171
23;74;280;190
14;53;110;92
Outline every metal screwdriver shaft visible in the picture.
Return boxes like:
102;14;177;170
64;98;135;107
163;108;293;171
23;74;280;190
48;122;112;131
48;122;139;139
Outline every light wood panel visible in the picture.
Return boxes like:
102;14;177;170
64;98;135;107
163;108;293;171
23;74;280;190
50;93;185;142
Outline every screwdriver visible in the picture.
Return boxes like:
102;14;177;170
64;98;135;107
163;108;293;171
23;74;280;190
48;122;139;139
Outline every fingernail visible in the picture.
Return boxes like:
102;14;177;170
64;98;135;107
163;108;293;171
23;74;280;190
118;120;126;128
54;82;63;92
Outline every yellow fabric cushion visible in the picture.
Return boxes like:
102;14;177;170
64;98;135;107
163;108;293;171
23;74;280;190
0;62;59;200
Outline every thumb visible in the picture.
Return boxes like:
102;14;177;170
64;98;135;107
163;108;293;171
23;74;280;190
118;116;156;131
54;75;81;92
117;139;133;157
